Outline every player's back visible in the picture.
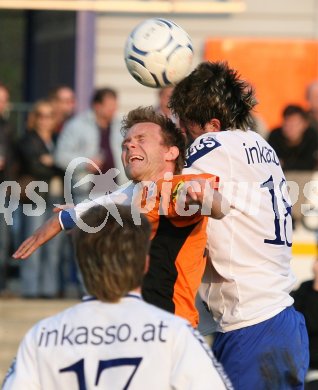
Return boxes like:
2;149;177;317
184;130;296;331
3;294;231;390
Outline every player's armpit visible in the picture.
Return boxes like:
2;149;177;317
12;215;62;260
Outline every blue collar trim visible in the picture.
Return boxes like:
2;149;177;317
82;293;142;302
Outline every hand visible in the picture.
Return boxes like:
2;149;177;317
13;215;62;259
177;178;229;219
177;178;209;207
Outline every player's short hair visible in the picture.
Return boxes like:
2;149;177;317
121;106;186;173
74;205;151;302
169;61;257;131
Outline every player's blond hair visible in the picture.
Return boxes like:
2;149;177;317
74;205;151;302
121;106;186;174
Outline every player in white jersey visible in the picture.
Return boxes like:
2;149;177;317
169;61;309;389
3;205;232;390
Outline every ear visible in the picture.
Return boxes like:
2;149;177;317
204;118;221;132
166;145;180;162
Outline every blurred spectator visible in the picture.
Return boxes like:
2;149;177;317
55;87;127;204
267;104;318;171
0;83;15;183
47;85;78;296
48;85;76;137
0;83;15;293
155;86;178;124
16;100;64;298
292;259;318;390
250;114;269;139
306;80;318;132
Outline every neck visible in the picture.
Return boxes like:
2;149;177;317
313;279;318;291
132;169;174;185
150;169;174;183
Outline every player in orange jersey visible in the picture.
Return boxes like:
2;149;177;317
14;107;228;327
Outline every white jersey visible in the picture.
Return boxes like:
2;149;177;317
2;293;231;390
183;130;296;332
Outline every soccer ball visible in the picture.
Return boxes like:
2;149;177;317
124;18;193;88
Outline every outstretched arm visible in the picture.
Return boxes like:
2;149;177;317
13;214;62;259
13;183;134;259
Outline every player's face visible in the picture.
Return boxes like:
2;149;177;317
282;113;308;143
121;122;174;182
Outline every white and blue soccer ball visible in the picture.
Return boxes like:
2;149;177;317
124;18;194;88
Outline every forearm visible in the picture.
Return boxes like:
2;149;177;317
13;214;62;259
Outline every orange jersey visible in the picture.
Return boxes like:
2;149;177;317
141;173;218;327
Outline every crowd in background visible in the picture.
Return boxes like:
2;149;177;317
0;80;318;388
0;83;129;299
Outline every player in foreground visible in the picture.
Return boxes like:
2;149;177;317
3;205;232;389
14;107;228;328
169;61;309;389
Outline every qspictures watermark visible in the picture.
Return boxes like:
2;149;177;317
2;157;318;232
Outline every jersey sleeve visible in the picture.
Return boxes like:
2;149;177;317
170;323;233;390
2;327;40;390
183;134;229;179
59;182;134;230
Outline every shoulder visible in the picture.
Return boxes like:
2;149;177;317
185;130;246;169
18;131;41;149
299;280;314;291
111;115;123;129
185;133;223;169
29;302;83;334
304;126;318;141
63;110;96;132
267;127;283;141
140;299;190;327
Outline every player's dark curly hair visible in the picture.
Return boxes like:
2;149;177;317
169;61;257;131
121;106;186;174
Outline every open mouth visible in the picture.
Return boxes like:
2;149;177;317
129;155;144;163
